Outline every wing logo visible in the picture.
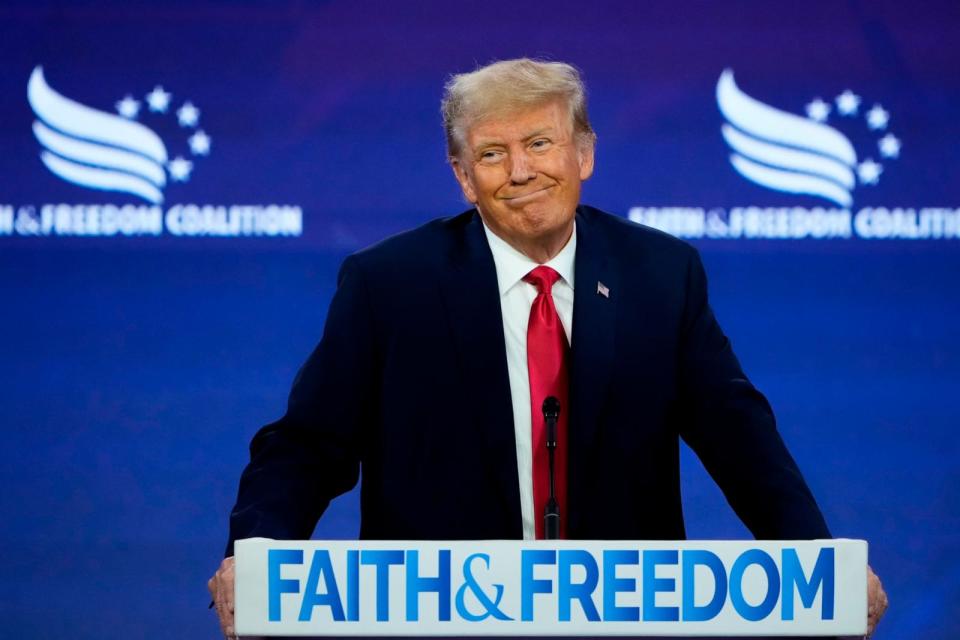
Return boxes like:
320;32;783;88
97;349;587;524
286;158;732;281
28;67;169;204
27;66;210;205
717;69;860;208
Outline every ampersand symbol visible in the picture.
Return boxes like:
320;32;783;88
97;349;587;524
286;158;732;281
455;553;514;621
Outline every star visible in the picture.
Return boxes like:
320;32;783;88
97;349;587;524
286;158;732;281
115;95;141;119
177;101;200;127
145;86;172;113
878;133;901;159
835;90;861;116
857;158;883;185
866;104;889;130
188;130;211;156
805;98;831;122
167;156;194;182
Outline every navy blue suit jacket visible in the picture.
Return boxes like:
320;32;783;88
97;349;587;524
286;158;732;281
227;206;829;554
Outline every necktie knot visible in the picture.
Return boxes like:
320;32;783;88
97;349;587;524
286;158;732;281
523;265;561;295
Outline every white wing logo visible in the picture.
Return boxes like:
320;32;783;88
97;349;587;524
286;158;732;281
27;66;169;204
717;69;857;208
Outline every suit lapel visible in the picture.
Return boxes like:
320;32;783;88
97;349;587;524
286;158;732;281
437;208;618;539
568;207;618;536
438;211;522;537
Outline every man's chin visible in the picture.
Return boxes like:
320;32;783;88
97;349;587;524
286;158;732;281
515;213;574;244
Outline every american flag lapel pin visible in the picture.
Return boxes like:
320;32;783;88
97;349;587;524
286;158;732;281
597;281;610;298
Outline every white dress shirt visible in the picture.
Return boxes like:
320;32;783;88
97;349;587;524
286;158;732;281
481;221;575;540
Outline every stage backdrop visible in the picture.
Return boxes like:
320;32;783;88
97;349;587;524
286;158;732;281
1;1;957;637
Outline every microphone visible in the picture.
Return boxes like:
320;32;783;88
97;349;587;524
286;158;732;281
542;396;561;540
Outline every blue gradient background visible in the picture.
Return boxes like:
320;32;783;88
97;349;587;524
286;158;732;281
0;1;957;637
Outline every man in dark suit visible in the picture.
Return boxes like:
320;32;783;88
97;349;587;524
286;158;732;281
210;58;886;638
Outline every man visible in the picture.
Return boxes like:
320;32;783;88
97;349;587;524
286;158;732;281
210;59;887;637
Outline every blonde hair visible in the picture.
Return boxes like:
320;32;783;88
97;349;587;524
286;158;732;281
441;58;596;160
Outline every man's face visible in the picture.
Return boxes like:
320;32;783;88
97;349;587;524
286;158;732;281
452;100;594;252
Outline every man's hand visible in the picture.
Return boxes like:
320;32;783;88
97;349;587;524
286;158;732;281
866;564;888;637
208;556;236;639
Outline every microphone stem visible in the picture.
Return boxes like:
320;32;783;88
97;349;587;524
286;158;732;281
543;400;560;540
548;442;556;501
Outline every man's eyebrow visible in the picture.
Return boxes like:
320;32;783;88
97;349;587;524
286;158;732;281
472;139;503;150
522;127;556;141
471;127;558;151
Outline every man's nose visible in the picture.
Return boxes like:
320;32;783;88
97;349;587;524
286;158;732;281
509;151;536;184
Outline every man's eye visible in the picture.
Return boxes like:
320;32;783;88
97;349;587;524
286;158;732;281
480;150;502;162
531;139;550;150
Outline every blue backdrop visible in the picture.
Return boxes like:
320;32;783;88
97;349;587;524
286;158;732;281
1;1;957;637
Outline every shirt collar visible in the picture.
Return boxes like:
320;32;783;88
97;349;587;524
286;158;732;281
482;218;577;296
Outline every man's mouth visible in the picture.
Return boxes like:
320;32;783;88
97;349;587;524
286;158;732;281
503;186;553;204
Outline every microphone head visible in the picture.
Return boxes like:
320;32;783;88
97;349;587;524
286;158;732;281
542;396;561;419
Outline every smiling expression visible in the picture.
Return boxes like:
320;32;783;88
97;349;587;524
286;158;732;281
452;100;594;258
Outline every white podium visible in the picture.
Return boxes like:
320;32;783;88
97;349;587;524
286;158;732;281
234;538;867;637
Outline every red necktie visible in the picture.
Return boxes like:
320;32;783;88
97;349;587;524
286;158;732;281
523;266;569;539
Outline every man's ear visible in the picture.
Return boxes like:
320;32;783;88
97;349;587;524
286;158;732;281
577;142;595;181
451;158;478;203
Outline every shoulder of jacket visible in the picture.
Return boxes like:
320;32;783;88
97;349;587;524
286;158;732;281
341;209;474;276
579;204;699;261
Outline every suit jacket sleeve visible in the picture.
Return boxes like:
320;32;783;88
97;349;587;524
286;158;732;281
225;255;377;556
676;248;831;539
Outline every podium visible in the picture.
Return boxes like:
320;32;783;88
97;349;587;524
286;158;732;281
234;538;867;637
